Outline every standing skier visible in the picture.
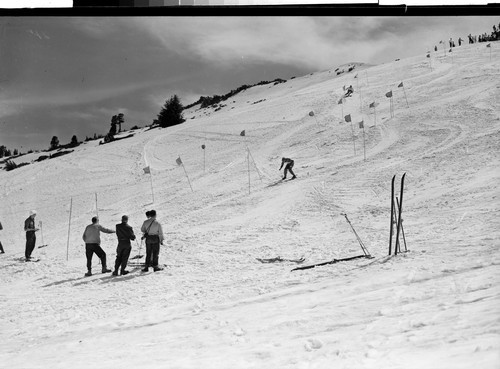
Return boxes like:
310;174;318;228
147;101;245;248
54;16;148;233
279;157;296;180
0;220;5;254
24;210;39;261
140;210;164;272
113;215;136;276
82;216;115;276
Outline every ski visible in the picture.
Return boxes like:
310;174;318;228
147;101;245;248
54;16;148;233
394;173;406;255
389;175;395;255
291;254;370;272
25;258;40;262
256;256;305;264
396;197;408;252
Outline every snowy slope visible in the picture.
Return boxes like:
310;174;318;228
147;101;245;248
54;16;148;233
0;42;499;369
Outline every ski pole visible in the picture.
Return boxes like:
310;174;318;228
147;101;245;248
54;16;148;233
39;221;44;246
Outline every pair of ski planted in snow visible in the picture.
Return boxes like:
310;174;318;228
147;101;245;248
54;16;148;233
389;173;408;255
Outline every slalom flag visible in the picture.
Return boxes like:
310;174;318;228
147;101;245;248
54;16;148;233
309;111;315;117
359;120;364;129
176;156;182;166
369;101;376;108
240;130;246;137
439;40;443;44
201;144;206;150
338;98;343;105
398;82;404;88
143;166;150;174
354;74;358;79
426;53;430;58
486;43;491;48
385;90;393;98
344;114;352;123
449;48;452;53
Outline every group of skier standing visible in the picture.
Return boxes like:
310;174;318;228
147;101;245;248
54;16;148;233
82;209;165;276
0;209;165;277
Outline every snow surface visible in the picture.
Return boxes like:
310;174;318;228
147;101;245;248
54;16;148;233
1;42;499;369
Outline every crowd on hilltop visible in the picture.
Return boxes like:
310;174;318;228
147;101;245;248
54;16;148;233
467;22;500;43
435;22;500;52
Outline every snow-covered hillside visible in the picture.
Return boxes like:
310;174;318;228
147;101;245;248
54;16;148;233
1;42;499;368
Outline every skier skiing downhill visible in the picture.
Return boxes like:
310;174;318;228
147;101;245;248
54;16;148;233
279;157;296;180
24;210;40;261
82;216;115;276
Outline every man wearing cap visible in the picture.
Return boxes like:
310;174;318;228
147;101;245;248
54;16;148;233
113;215;136;276
24;211;40;261
82;216;115;276
140;210;164;272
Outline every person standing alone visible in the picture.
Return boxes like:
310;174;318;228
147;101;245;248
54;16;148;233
140;210;164;272
24;210;39;261
279;157;296;180
113;215;136;276
82;216;115;276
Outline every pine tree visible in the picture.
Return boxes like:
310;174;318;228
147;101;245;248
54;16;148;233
71;135;79;146
157;95;185;128
50;136;59;150
13;149;19;155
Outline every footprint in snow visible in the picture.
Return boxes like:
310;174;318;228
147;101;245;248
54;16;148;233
304;338;323;351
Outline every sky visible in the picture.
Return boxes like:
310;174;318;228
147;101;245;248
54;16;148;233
0;16;497;151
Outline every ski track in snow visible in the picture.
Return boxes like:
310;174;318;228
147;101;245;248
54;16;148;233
1;43;499;368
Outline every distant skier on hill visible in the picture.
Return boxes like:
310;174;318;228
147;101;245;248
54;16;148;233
140;210;164;272
279;157;296;180
24;211;40;261
344;85;354;98
113;215;136;276
82;216;115;276
0;220;5;254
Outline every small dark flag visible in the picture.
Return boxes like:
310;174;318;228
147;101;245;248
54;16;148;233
338;98;343;105
343;85;346;91
359;120;364;129
344;114;351;123
439;40;443;44
486;43;491;48
309;111;314;117
385;91;393;98
354;74;358;79
426;53;430;58
398;82;404;88
143;166;150;174
449;48;452;53
240;130;246;137
369;101;376;108
201;144;206;150
176;157;182;166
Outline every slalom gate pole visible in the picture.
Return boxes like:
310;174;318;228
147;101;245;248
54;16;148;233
39;221;44;246
247;149;251;195
350;119;356;155
362;125;366;161
403;85;409;108
95;193;99;217
248;148;263;182
374;106;377;127
182;163;194;192
66;197;73;261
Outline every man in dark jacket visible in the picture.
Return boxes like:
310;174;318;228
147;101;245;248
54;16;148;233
24;210;40;261
113;215;136;276
279;157;296;180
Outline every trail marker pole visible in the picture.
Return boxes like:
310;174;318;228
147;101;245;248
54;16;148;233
95;193;99;217
66;197;73;261
362;125;366;161
181;162;193;192
149;169;155;203
402;85;409;108
247;149;251;194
